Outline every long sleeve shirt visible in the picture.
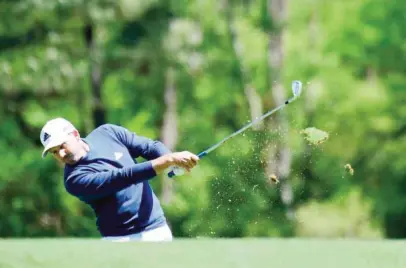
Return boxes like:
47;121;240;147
64;124;171;237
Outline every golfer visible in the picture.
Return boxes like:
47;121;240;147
40;117;199;242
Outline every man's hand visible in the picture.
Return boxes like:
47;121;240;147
151;151;199;174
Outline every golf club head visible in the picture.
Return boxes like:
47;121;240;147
292;80;302;98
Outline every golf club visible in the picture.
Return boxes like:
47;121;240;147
168;80;303;178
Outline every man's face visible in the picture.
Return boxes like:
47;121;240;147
47;133;83;165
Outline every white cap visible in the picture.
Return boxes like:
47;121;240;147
40;118;76;158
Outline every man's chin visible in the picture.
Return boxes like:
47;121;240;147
64;157;78;165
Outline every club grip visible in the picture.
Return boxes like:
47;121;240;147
197;151;207;158
167;151;208;178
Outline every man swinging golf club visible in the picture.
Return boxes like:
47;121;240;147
40;81;301;241
40;118;199;242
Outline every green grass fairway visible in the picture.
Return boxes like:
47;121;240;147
1;238;405;268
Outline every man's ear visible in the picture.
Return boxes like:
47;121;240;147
72;130;80;139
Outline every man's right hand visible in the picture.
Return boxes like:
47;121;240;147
151;151;199;174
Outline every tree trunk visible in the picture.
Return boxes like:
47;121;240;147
84;23;106;128
160;67;178;204
266;0;294;219
302;11;317;199
224;1;264;130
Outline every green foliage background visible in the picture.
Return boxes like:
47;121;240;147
1;0;405;238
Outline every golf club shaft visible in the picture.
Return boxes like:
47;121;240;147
200;95;296;156
167;95;298;178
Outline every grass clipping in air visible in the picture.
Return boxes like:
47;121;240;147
345;163;354;176
269;174;280;185
300;127;329;145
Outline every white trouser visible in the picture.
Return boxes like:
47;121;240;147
102;224;173;242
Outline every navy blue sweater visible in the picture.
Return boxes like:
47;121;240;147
64;124;171;237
